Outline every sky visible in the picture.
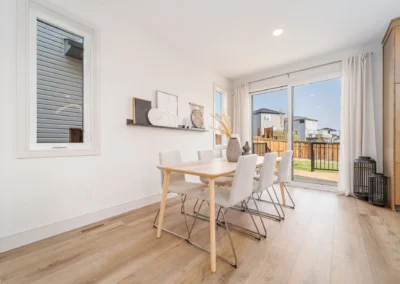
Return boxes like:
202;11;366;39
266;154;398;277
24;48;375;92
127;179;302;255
252;78;341;133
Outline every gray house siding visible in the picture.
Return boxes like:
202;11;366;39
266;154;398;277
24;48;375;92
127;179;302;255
253;113;284;136
37;20;84;143
252;113;261;136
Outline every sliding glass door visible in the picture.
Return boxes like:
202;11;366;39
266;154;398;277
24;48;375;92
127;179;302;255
291;78;341;186
252;87;288;170
250;62;341;188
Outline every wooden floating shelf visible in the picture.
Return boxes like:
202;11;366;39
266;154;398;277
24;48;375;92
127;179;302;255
126;119;208;132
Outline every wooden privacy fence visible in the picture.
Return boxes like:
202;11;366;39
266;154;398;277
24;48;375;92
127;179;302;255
252;139;340;163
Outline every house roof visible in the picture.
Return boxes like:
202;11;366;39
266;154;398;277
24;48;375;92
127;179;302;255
293;116;318;122
253;108;284;115
318;127;337;131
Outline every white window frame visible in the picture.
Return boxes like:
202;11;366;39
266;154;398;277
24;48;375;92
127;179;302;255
213;84;228;149
17;0;101;158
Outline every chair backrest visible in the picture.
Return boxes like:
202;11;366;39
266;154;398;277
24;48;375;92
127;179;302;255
228;154;258;206
198;150;222;161
159;151;185;185
256;152;278;192
278;150;293;182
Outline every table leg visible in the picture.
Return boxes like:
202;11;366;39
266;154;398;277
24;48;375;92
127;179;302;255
157;171;171;238
208;178;216;272
280;182;286;205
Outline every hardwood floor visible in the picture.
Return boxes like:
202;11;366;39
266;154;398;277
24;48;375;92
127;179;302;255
1;187;399;284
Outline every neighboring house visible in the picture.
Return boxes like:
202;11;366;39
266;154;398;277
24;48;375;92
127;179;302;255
293;116;318;141
37;20;84;143
252;108;285;136
317;127;339;142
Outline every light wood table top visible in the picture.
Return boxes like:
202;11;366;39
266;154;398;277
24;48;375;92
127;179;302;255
157;156;281;178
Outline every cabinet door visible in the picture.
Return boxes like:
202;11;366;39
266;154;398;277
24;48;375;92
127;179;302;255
396;84;400;163
395;163;400;206
396;27;400;84
383;32;395;181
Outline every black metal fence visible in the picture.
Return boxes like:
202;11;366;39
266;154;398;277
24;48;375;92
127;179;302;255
311;142;340;172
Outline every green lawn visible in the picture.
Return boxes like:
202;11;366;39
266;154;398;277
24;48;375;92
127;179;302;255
293;159;339;173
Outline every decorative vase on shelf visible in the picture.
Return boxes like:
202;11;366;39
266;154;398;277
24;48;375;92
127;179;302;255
227;134;242;162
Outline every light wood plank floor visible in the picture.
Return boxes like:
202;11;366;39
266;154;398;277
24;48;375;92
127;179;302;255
1;187;399;284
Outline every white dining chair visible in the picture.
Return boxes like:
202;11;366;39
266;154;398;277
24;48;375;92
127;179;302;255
250;152;283;222
187;155;261;268
255;150;295;219
198;150;234;186
153;151;207;240
273;150;295;209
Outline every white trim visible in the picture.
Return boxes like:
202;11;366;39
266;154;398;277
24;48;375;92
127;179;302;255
0;192;175;253
213;83;228;149
16;0;101;158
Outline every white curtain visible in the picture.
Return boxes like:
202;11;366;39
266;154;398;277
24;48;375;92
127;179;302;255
232;83;250;145
338;53;377;195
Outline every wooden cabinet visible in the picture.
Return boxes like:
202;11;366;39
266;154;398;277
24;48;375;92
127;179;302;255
383;18;400;211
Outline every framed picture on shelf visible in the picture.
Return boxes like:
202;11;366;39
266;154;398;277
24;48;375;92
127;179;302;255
132;97;152;125
156;90;178;117
189;102;205;129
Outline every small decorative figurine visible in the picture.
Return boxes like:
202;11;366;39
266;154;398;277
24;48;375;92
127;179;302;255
242;141;251;155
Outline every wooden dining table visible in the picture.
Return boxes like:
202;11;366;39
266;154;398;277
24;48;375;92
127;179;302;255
156;156;283;272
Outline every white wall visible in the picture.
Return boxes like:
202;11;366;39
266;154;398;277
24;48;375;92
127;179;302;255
233;42;383;172
0;0;231;252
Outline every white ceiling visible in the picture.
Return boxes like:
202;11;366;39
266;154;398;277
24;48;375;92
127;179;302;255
54;0;400;79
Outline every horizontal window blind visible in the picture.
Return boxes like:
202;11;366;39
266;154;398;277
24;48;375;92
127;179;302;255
249;75;288;94
288;61;341;85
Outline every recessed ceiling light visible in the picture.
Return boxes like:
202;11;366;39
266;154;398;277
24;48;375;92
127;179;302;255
272;29;284;36
310;94;315;97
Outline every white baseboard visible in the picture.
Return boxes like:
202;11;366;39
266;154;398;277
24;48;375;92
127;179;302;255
0;193;175;253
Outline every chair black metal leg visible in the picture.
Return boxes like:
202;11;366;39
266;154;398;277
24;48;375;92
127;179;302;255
242;200;262;240
153;194;191;240
181;195;191;235
187;202;238;268
180;194;187;213
188;200;204;239
258;184;295;210
271;185;285;219
250;196;267;238
283;183;295;209
216;206;222;223
265;187;283;220
220;207;238;268
193;198;200;213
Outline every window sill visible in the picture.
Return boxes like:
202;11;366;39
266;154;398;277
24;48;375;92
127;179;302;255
17;146;100;159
